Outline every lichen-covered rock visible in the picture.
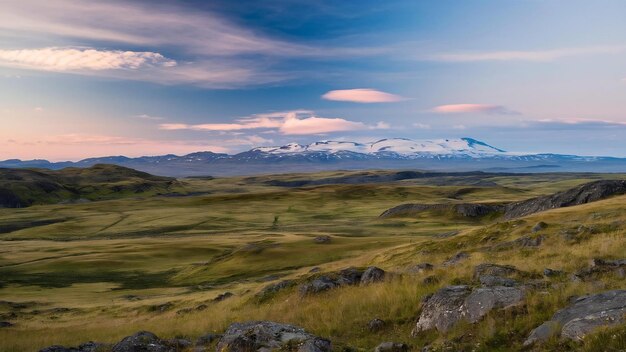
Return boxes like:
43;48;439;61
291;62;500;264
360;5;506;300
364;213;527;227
463;286;525;323
478;275;517;287
112;331;174;352
473;263;520;279
256;280;296;301
299;276;339;296
524;290;626;346
412;285;471;334
336;267;363;286
373;342;409;352
40;342;109;352
405;263;433;274
413;285;525;334
361;267;386;285
216;321;331;352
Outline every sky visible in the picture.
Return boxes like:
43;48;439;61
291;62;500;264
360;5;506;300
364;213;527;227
0;0;625;161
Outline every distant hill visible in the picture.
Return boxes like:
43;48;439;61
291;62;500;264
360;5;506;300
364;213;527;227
2;137;626;176
0;164;181;208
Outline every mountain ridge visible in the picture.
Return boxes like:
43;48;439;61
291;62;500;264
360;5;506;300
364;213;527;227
2;137;625;177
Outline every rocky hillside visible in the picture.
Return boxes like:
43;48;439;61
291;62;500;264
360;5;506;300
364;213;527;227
381;179;626;220
0;164;180;208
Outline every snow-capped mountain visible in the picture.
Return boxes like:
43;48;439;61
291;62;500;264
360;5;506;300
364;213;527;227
250;138;506;158
2;137;625;177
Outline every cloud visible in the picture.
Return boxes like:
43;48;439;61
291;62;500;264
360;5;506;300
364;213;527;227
531;118;626;129
322;89;406;103
159;110;387;135
0;47;176;71
412;123;431;129
430;104;518;115
427;46;624;62
135;114;164;121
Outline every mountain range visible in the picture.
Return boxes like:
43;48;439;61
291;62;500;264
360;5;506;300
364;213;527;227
2;137;625;177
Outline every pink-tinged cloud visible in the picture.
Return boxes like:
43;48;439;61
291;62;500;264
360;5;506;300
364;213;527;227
431;104;518;115
322;89;406;103
159;110;387;135
535;118;626;126
0;47;176;71
428;46;625;62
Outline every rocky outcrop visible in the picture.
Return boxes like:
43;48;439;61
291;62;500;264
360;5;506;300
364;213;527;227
413;285;525;334
40;342;109;352
373;342;409;352
504;180;626;219
380;203;502;219
256;280;296;301
572;258;626;280
216;321;331;352
524;290;626;345
112;331;175;352
361;267;386;285
300;267;367;296
442;252;469;266
405;263;433;274
380;180;626;221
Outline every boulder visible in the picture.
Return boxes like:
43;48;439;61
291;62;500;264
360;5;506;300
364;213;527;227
573;258;626;280
361;267;386;285
196;333;222;346
531;221;548;233
373;342;409;352
112;331;174;352
213;292;233;302
543;268;564;277
524;290;626;345
314;236;332;244
478;275;517;287
299;276;339;296
463;286;525;323
412;285;471;334
413;285;525;334
0;321;13;328
336;267;363;286
216;321;331;352
473;263;520;279
442;252;469;266
256;280;296;300
405;263;433;274
368;318;386;332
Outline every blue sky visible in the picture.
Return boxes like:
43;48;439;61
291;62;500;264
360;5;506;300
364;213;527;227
0;0;625;160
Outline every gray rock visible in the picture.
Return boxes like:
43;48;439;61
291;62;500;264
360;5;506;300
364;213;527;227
413;285;525;334
299;276;339;296
373;342;408;352
442;252;469;266
524;290;626;345
256;280;296;300
478;275;517;287
112;331;174;352
39;346;73;352
314;236;332;244
39;342;109;352
463;286;525;323
213;292;233;302
405;263;433;274
574;258;626;280
309;267;321;273
543;268;564;277
473;263;520;279
412;285;471;334
195;304;208;311
0;321;13;327
368;318;386;332
361;267;386;285
336;267;363;286
196;333;222;346
216;321;331;352
149;303;174;313
531;221;548;233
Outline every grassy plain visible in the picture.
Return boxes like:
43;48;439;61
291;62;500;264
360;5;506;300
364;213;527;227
0;169;624;351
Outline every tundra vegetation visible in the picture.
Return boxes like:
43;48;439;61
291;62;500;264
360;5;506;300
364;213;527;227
0;165;624;351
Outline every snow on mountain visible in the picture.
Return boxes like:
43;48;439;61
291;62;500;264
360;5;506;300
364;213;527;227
251;137;506;158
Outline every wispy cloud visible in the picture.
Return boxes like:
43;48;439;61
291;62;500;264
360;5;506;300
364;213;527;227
532;118;626;128
134;114;165;121
322;89;406;103
159;110;388;135
0;47;176;71
430;104;518;115
427;46;624;62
